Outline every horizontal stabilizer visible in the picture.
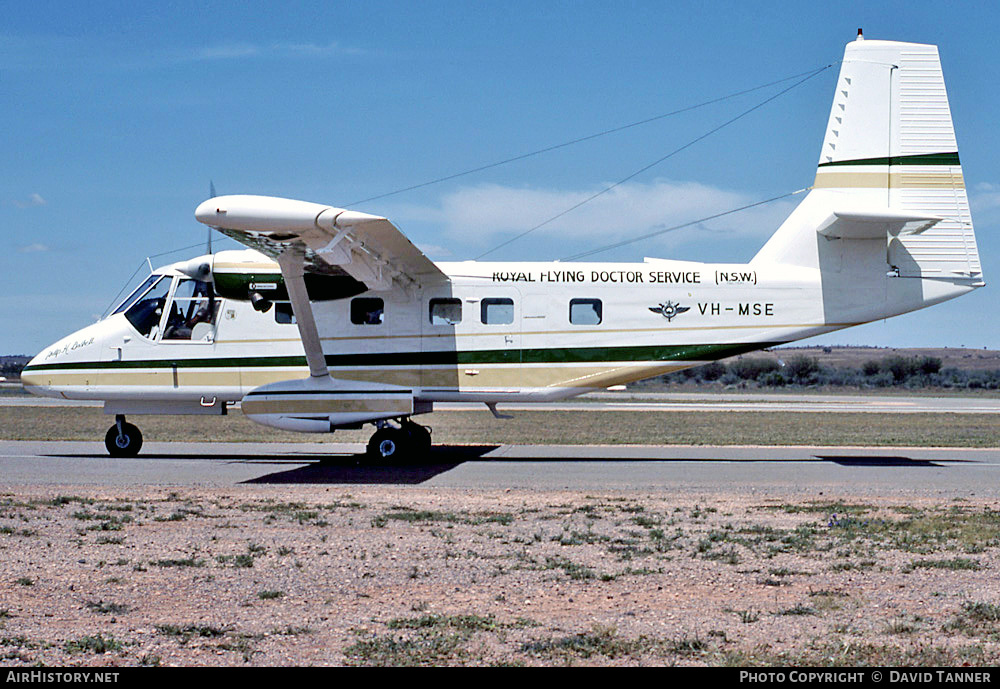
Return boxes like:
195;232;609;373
816;208;942;240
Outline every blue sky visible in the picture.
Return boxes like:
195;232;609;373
3;1;999;354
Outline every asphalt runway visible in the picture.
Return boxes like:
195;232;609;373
3;440;1000;496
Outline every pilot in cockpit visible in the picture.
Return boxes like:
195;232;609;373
163;280;216;341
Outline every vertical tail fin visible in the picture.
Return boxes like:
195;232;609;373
754;36;982;284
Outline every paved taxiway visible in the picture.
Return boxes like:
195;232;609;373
4;390;998;494
3;440;1000;496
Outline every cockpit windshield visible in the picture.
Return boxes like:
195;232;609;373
123;276;171;338
112;274;161;316
162;278;218;341
116;274;221;342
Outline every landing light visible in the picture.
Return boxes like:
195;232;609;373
250;291;273;313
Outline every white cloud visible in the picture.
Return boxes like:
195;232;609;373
282;42;367;57
971;182;1000;212
0;32;378;75
393;179;797;254
416;243;453;258
18;243;49;253
12;193;46;209
186;41;368;62
191;44;260;61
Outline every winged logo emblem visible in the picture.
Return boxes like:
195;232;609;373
649;300;690;321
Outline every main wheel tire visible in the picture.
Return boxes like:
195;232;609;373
404;423;432;453
366;427;408;463
104;423;143;458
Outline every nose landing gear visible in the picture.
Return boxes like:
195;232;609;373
104;414;143;457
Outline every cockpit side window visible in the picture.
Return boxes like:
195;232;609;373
163;279;219;341
274;302;296;324
123;276;171;339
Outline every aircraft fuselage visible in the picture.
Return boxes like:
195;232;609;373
22;250;975;416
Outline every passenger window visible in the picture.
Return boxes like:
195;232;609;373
123;276;171;339
275;303;296;325
351;297;384;325
429;298;462;325
570;298;602;325
163;279;219;341
481;298;514;325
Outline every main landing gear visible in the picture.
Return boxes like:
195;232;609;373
366;419;432;463
105;414;143;457
101;414;428;462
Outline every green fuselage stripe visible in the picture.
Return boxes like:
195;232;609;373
817;151;960;168
23;341;786;373
244;389;413;397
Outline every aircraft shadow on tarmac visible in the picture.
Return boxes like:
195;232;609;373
243;448;975;483
815;455;955;468
242;446;498;484
239;446;723;484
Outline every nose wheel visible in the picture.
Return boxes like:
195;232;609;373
104;415;143;457
365;420;432;462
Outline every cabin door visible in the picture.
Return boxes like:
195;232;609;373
419;286;521;393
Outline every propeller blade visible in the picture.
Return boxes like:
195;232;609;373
207;181;217;254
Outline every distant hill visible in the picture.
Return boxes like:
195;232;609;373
761;346;1000;372
1;356;31;366
634;346;1000;391
1;355;30;380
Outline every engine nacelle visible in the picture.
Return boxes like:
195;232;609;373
171;251;366;303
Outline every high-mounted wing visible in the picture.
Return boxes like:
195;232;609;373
195;195;448;291
196;195;448;381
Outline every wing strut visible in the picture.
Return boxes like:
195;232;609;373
277;247;329;379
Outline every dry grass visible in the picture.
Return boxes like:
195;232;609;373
2;487;1000;666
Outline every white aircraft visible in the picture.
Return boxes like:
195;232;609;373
23;34;983;459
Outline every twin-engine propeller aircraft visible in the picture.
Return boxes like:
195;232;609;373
23;35;983;459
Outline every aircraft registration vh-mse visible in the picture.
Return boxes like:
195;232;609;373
22;33;984;460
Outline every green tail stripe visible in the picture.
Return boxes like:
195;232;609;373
817;152;960;168
22;341;786;373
